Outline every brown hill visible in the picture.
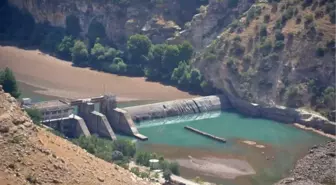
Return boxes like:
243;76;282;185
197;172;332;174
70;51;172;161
0;88;152;185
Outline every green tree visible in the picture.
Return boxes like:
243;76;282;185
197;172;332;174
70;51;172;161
71;40;89;66
25;108;42;125
90;41;106;65
127;34;152;66
169;162;180;175
0;68;20;98
189;68;202;90
145;44;166;79
57;36;74;60
112;139;136;157
178;41;193;62
162;45;180;79
171;62;190;83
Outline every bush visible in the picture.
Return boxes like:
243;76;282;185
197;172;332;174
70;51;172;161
25;108;42;125
275;30;285;41
227;57;238;72
0;67;20;98
259;24;268;37
274;40;285;51
168;162;180;175
130;167;140;176
112;139;136;157
304;14;314;25
263;14;270;23
111;150;124;161
127;34;152;65
71;40;89;66
316;47;325;57
257;39;273;56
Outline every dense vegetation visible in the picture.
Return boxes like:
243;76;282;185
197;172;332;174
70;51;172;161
0;0;217;95
72;135;180;175
0;67;20;98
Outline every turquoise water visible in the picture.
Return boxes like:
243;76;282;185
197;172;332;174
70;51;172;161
134;111;329;185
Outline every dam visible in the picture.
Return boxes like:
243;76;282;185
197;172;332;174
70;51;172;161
21;91;335;185
23;93;336;141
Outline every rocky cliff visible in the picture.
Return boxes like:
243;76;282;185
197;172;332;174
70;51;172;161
191;0;335;121
8;0;207;46
0;88;153;184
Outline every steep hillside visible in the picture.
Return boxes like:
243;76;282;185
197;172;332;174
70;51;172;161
193;0;336;121
8;0;208;46
0;88;153;185
275;140;335;185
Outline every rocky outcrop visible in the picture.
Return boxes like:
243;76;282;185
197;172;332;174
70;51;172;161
169;0;253;51
8;0;202;46
275;141;335;185
124;95;231;121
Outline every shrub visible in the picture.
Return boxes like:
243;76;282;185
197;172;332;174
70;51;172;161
274;41;285;51
0;67;21;98
263;14;270;23
112;139;136;157
227;57;238;72
140;172;149;179
259;24;268;37
316;47;325;57
25;108;42;125
111;151;124;161
130;167;140;176
275;30;285;41
257;39;273;56
168;162;180;175
304;14;314;25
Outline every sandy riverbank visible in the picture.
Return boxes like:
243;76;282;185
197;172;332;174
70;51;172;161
293;123;336;140
0;46;195;101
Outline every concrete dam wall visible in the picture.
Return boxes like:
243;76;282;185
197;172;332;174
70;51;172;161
123;94;336;136
124;95;231;122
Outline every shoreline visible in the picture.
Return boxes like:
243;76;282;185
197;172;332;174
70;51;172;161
0;46;195;102
293;123;336;140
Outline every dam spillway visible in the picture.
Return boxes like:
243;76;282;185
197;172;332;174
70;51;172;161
24;93;336;140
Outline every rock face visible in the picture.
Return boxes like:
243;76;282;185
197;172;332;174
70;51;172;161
275;141;335;185
169;0;253;51
8;0;203;46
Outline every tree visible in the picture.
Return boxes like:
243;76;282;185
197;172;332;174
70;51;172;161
0;68;20;98
169;162;180;175
112;139;136;157
145;44;166;79
25;108;42;125
178;41;193;62
90;41;106;65
71;40;89;66
56;36;74;60
171;62;189;83
189;68;202;89
162;45;180;79
127;34;152;66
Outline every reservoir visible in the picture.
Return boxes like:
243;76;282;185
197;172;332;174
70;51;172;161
19;82;329;185
135;111;329;185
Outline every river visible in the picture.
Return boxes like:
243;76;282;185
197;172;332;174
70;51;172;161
19;82;329;185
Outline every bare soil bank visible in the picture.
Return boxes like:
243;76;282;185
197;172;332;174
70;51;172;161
0;46;194;101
